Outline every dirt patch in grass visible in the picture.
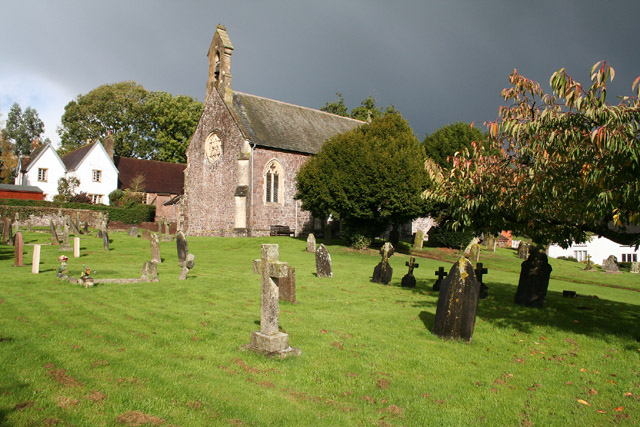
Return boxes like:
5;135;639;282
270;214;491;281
91;360;109;367
57;396;80;409
14;401;36;411
116;410;165;426
85;390;107;402
44;363;84;388
185;400;202;410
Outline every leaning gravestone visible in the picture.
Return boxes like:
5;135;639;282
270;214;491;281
372;242;394;284
631;262;639;274
306;233;316;253
50;220;60;245
13;231;24;267
176;231;188;267
69;216;82;235
150;233;162;263
514;247;552;308
602;255;619;273
401;256;419;288
103;231;110;250
179;253;195;280
517;241;530;260
413;229;425;250
249;244;300;358
315;244;333;278
433;257;481;342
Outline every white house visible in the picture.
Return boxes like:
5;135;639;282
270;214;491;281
15;141;118;205
548;235;639;264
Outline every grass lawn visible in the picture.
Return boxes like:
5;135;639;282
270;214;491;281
1;230;639;426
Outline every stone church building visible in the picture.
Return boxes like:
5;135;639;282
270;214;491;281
182;25;363;236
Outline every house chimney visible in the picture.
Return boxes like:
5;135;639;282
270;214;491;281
104;132;114;160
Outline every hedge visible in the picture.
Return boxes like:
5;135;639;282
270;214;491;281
0;198;155;224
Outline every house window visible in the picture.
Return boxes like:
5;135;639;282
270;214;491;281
264;160;283;204
90;194;103;204
92;170;102;182
38;168;48;182
573;250;587;262
622;253;638;263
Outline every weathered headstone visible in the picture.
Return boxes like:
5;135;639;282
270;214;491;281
141;261;159;282
475;262;489;299
142;229;151;240
372;242;394;284
584;255;594;271
631;262;639;274
75;212;82;234
70;217;82;235
602;255;619;273
433;266;448;291
176;231;188;267
315;244;333;278
73;237;80;258
13;232;24;267
517;241;530;260
401;256;419;288
468;243;481;263
514;247;553;308
103;231;110;250
157;221;162;233
6;221;14;246
150;233;162;263
83;221;89;234
306;233;316;253
249;244;300;357
50;219;60;245
278;267;296;302
179;253;196;280
0;218;5;243
32;244;41;274
60;222;72;251
433;257;481;342
164;218;170;235
485;235;496;252
413;229;425;250
128;226;139;237
464;237;480;256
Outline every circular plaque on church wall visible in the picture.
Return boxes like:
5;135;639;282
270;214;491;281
204;132;222;164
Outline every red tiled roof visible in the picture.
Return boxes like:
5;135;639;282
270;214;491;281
113;156;186;195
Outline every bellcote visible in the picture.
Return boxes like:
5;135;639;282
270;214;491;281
207;24;234;104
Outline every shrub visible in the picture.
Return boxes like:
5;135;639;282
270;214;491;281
426;225;476;249
557;256;578;262
69;192;93;204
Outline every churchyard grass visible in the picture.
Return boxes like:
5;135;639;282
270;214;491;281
1;231;639;425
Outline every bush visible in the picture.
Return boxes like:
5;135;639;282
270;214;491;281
426;225;475;249
557;256;578;262
109;189;125;205
68;192;93;204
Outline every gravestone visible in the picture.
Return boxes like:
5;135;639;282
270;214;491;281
433;266;448;291
128;227;139;237
413;230;425;250
584;255;594;271
176;231;188;267
157;221;162;233
631;262;639;274
475;262;489;299
517;242;530;260
70;216;82;235
372;242;394;284
254;259;296;302
103;231;110;250
83;221;89;234
141;261;159;282
0;218;5;242
306;233;316;253
401;256;419;288
485;235;496;252
150;233;162;263
468;243;481;263
32;244;41;274
433;257;481;342
324;222;332;245
164;218;170;235
464;237;480;256
142;229;151;240
602;255;619;273
75;212;82;234
59;223;72;251
514;247;553;308
73;237;80;258
315;244;333;278
389;227;400;248
249;244;300;358
50;220;60;245
7;221;14;246
179;253;196;280
13;232;24;267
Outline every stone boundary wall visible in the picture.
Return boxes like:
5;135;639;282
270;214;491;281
2;206;104;228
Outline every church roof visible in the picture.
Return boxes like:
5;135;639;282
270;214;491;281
113;156;186;195
231;91;364;155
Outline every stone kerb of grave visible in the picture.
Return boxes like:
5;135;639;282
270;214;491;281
248;244;301;358
372;242;394;284
433;257;481;342
514;246;552;308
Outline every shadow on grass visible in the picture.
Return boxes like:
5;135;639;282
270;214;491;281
411;280;640;341
0;244;13;261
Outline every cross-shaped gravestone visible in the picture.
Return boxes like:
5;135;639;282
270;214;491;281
475;262;489;299
401;256;419;288
433;266;447;291
249;244;300;357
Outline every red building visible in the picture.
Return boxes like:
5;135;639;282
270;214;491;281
0;184;44;200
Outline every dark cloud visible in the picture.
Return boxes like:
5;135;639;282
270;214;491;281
2;0;639;144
